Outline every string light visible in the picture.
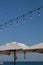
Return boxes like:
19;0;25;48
0;6;43;31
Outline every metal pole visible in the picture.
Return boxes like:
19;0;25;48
24;51;26;59
14;50;17;65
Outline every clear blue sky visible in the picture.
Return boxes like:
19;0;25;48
0;0;43;62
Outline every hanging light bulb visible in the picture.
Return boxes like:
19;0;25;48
10;22;13;26
16;18;19;24
5;26;7;29
22;15;25;22
29;11;32;19
5;22;8;30
0;25;2;31
38;12;40;16
10;20;13;27
37;8;40;16
23;18;25;22
0;28;2;31
30;15;32;19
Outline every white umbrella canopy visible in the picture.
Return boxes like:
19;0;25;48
0;41;30;54
0;41;30;65
0;41;27;65
30;42;43;49
0;41;30;63
0;41;22;51
29;43;43;53
0;41;23;55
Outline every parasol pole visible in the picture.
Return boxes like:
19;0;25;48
14;50;17;65
24;51;26;59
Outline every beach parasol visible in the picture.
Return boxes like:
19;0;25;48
0;41;30;65
29;43;43;53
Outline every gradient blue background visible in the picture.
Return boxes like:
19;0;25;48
0;0;43;62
